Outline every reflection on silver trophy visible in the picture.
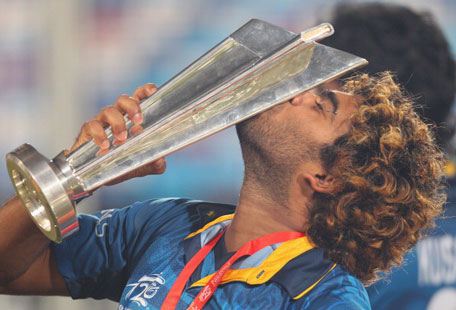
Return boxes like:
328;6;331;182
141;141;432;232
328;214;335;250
5;19;367;243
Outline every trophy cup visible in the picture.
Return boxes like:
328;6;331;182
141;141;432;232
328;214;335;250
6;19;367;243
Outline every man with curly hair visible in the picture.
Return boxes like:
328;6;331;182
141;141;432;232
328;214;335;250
324;3;456;309
0;70;446;308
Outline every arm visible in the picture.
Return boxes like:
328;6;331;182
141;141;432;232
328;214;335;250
0;83;164;296
0;195;67;295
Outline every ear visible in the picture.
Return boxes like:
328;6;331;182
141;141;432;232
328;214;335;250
302;173;338;194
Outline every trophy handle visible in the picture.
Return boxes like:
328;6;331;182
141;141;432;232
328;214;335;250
6;144;78;243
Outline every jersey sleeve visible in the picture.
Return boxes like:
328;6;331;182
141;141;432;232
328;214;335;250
51;198;194;302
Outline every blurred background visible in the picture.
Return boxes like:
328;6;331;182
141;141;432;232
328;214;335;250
0;0;454;309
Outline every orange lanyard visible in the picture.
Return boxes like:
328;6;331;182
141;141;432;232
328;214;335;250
161;229;305;310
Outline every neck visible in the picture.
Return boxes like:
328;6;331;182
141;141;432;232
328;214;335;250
225;175;311;252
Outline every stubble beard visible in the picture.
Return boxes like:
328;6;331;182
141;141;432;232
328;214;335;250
235;111;321;206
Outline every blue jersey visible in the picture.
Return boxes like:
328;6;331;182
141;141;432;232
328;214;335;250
52;198;370;309
367;177;456;309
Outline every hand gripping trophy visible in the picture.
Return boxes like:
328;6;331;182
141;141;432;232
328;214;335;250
5;19;367;243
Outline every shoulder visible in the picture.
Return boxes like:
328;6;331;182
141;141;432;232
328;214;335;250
266;240;370;309
77;198;236;239
303;265;371;310
121;197;236;232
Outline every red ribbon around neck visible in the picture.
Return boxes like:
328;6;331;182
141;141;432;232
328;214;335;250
161;228;305;310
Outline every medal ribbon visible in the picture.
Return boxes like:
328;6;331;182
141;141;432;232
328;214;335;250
161;229;305;310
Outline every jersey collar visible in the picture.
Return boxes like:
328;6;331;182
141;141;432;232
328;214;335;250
183;214;336;299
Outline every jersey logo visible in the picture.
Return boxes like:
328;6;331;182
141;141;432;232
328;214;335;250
124;274;166;307
95;209;114;237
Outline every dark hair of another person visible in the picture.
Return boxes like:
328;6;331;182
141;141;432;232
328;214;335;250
323;3;456;147
307;72;446;283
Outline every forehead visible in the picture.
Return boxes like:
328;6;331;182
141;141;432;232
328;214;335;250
332;90;362;103
310;84;362;108
319;77;364;104
329;89;363;133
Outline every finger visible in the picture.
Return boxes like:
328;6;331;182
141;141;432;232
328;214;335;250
97;106;128;141
74;120;110;151
151;157;166;174
136;158;166;177
132;158;167;177
105;157;166;186
132;83;157;101
114;95;143;125
131;158;167;178
130;124;144;136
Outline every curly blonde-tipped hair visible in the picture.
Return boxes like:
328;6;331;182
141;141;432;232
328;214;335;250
307;72;446;284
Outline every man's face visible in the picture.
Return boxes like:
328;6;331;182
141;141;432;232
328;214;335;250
286;86;360;147
235;84;360;204
237;85;360;164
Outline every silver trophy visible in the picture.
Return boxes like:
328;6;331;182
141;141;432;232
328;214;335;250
6;19;367;243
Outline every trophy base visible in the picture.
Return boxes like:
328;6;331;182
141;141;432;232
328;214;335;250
6;144;78;243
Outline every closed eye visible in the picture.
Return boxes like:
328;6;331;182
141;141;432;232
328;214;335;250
321;89;339;115
315;101;324;111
